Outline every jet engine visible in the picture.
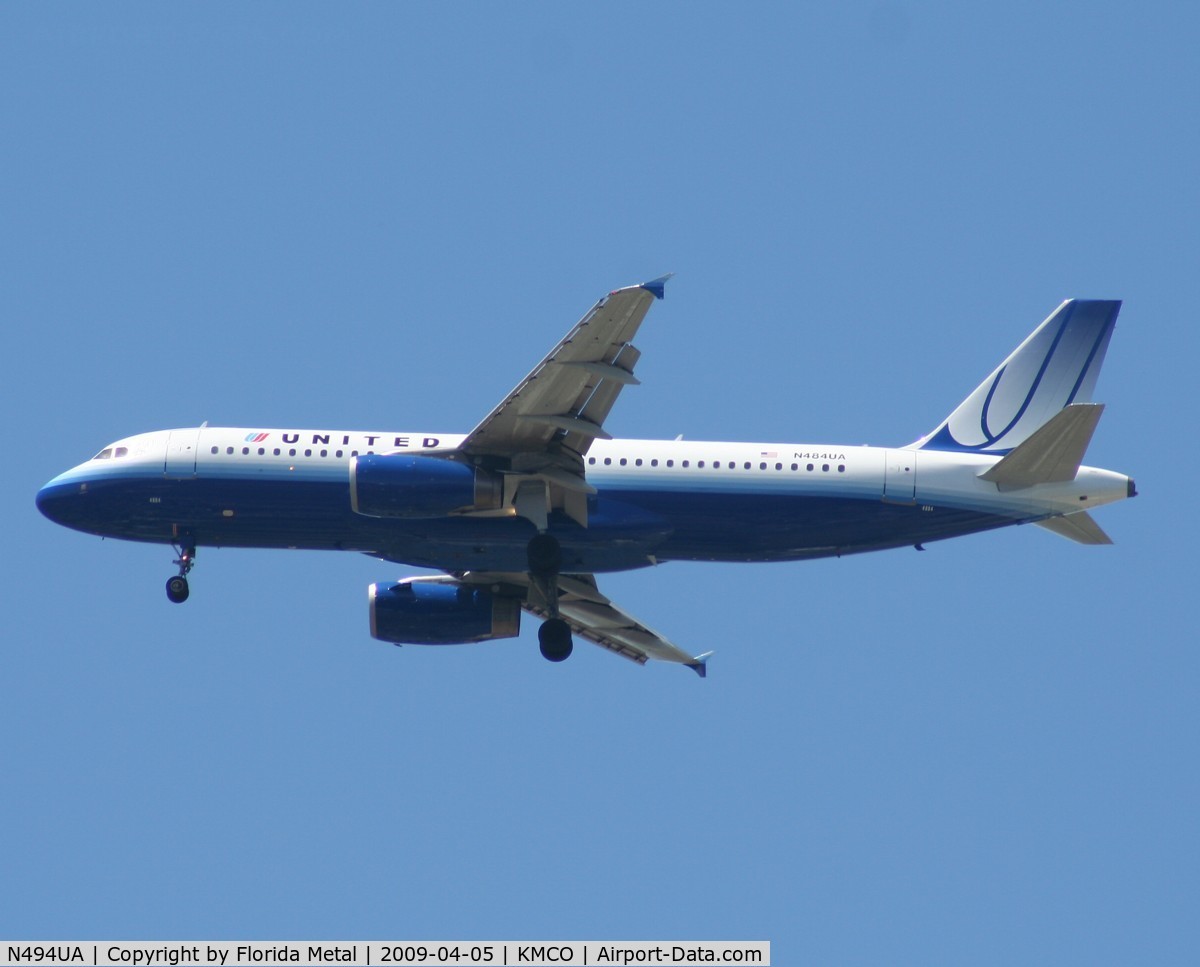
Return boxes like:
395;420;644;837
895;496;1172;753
350;453;502;518
369;580;522;645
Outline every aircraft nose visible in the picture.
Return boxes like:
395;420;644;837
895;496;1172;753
36;475;83;527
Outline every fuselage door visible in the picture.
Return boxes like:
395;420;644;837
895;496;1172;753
164;428;201;478
883;449;916;504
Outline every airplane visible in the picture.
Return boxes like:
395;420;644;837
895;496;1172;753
36;279;1135;676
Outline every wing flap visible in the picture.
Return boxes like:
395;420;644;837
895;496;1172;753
550;359;641;385
575;345;642;442
516;413;612;440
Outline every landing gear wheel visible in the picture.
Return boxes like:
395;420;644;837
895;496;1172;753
166;575;190;604
538;618;573;662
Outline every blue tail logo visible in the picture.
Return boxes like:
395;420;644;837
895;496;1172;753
916;300;1120;454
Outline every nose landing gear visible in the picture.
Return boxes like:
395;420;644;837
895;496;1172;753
166;543;196;604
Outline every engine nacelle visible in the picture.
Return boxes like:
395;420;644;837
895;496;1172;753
369;581;522;645
350;453;501;518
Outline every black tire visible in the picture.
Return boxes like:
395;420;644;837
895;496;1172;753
527;533;562;575
166;575;190;604
538;618;573;662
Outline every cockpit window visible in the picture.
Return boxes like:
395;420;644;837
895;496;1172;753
92;446;131;460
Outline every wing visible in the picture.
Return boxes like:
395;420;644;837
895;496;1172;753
529;572;711;676
460;276;670;461
447;570;711;677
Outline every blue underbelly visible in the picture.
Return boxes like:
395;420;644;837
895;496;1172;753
43;474;1014;571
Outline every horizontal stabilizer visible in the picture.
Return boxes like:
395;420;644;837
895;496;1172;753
979;403;1104;490
1034;512;1113;545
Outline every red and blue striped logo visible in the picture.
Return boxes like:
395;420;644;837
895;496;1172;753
244;432;270;443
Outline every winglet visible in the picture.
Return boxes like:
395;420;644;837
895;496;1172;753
686;650;714;678
640;274;674;300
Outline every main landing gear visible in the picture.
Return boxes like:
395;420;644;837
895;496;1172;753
166;543;196;604
528;532;573;663
538;618;573;662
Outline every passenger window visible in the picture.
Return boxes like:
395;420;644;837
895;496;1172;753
304;449;312;457
744;462;751;470
759;462;767;470
838;465;846;473
651;459;658;467
620;458;627;466
289;449;297;457
258;448;265;456
775;463;782;470
604;457;612;465
807;463;814;471
791;463;798;471
822;464;829;472
588;457;596;465
336;450;344;458
320;449;328;457
682;460;689;468
211;446;219;455
274;448;281;456
635;458;643;466
242;447;249;455
226;447;234;455
698;461;705;468
667;459;674;468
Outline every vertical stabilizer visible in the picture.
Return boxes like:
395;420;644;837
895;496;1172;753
915;300;1120;454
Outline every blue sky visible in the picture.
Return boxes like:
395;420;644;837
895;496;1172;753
3;3;1196;963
